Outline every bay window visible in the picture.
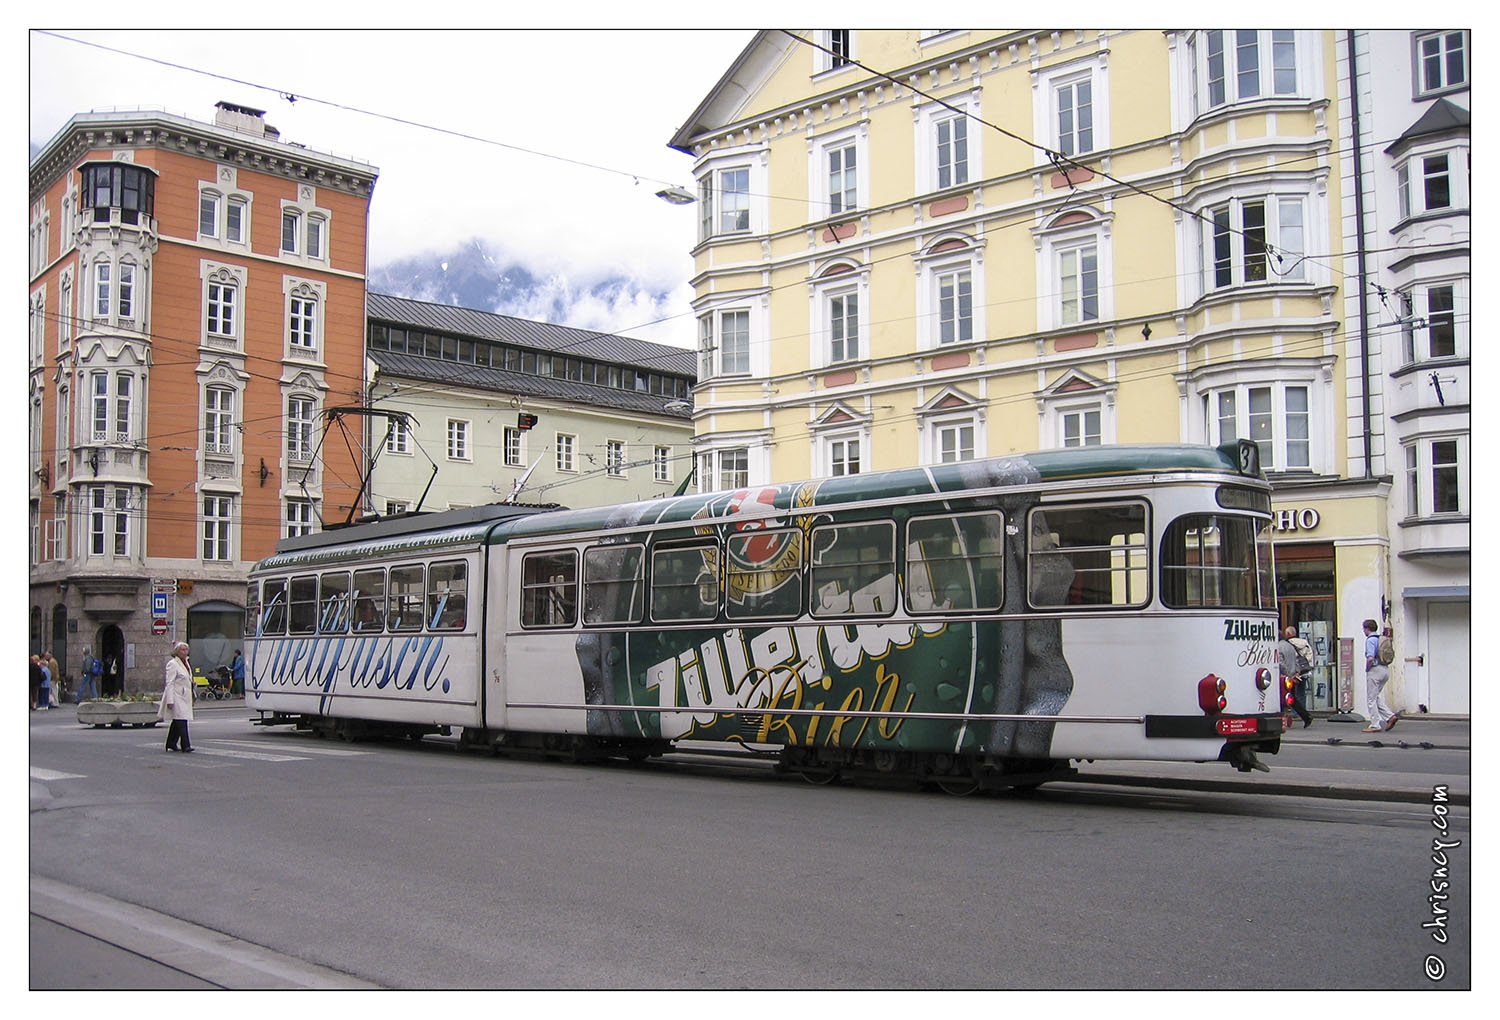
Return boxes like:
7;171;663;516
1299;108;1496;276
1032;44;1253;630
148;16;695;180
1208;383;1311;472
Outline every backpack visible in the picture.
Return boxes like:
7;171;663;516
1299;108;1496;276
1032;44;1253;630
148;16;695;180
1292;643;1313;675
1377;633;1395;666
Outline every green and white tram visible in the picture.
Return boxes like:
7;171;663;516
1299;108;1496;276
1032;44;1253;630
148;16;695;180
245;441;1287;791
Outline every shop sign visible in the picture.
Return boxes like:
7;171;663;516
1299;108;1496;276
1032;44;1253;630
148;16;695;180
1272;507;1321;533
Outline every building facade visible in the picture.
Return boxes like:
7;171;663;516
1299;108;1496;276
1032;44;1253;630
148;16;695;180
669;30;1466;718
28;103;376;691
1340;30;1469;714
366;293;695;513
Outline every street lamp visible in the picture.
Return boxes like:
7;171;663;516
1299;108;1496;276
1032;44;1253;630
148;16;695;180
655;186;696;205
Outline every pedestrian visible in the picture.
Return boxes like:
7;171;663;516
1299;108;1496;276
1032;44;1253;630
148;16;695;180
104;655;119;698
37;655;53;710
157;641;195;752
1361;618;1397;733
76;648;102;702
29;655;43;710
231;648;245;697
1276;626;1313;728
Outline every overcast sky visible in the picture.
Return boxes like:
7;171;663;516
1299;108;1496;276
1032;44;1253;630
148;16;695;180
28;28;758;348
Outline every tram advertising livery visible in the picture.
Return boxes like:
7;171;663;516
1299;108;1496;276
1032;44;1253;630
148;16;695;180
246;441;1287;793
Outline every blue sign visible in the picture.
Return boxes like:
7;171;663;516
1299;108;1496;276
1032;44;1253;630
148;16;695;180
152;592;169;616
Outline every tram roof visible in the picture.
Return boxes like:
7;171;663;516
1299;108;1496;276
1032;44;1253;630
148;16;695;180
492;442;1263;542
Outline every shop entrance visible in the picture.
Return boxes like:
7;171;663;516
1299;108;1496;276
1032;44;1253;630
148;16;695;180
1275;543;1336;711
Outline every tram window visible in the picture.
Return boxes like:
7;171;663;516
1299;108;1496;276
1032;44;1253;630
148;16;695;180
726;529;803;620
388;564;425;632
244;582;260;637
583;544;645;625
351;568;386;632
1028;503;1149;609
318;572;351;633
288;575;318;634
1161;514;1275;610
905;512;1005;614
260;579;287;635
428;560;468;630
521;551;578;628
650;541;719;622
810;521;896;618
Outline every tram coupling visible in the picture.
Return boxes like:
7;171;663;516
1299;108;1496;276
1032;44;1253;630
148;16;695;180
1223;743;1270;773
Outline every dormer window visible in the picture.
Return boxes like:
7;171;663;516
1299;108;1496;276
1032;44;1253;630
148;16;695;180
79;162;156;225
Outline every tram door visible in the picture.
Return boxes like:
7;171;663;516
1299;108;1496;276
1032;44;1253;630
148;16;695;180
1275;543;1336;711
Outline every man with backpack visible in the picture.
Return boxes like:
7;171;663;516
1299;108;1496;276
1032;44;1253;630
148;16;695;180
1362;618;1398;733
1277;626;1314;728
76;648;102;703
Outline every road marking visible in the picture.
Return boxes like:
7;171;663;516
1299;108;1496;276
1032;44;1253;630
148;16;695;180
30;767;85;781
211;738;371;757
135;743;307;762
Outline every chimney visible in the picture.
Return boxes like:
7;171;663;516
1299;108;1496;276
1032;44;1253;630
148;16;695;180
214;101;279;140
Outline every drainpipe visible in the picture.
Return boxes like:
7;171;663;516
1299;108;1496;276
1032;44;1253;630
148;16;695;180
1347;29;1375;477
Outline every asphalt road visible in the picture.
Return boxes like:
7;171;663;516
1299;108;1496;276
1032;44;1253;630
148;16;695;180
30;707;1471;990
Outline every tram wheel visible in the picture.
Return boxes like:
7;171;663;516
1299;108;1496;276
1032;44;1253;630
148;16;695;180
934;778;980;797
799;769;841;786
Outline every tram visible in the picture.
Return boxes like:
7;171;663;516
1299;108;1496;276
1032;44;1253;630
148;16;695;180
244;441;1288;792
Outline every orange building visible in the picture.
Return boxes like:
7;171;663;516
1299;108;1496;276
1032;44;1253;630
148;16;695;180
28;103;378;692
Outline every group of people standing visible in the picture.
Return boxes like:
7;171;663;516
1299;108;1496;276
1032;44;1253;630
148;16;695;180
28;653;60;710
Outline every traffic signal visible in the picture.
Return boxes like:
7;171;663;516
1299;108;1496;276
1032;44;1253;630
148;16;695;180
517;412;538;431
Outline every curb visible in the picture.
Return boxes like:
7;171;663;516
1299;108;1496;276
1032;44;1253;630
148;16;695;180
1067;772;1469;806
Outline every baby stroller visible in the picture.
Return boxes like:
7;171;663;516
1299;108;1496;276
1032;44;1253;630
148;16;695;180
193;666;234;701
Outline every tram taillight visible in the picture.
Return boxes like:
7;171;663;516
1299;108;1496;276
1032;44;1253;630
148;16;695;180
1197;674;1227;714
1255;667;1274;691
1282;672;1295;707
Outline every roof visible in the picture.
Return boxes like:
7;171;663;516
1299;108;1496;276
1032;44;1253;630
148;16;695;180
367;348;693;420
367;292;696;377
1386;98;1470;155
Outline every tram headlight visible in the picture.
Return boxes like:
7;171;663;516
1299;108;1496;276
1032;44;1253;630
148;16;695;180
1255;667;1273;691
1197;674;1227;715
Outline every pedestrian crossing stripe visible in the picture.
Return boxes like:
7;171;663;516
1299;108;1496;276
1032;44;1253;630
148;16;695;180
30;767;85;781
211;739;371;757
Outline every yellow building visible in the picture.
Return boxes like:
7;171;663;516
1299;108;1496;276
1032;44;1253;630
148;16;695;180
670;30;1427;718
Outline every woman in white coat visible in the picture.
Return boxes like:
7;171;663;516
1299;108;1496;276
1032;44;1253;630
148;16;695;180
159;641;195;752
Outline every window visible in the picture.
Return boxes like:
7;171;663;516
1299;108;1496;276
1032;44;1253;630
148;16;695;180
227;198;246;244
282;211;300;254
582;544;646;625
288;396;316;464
385;500;409;517
199;192;220;238
352;568;386;633
653;446;671;483
59;277;73;348
810;521;895;618
1203;197;1307;288
289;294;317;350
905;512;1005;613
89;487;107;556
286;499;315;538
1415;31;1467;95
1028;502;1149;609
1160;514;1275;609
829;436;861;476
1055;75;1094;156
427;561;467;629
1058;245;1098;325
556;433;576;472
205;387;235;456
726;529;804;619
937;268;973;344
207;279;237;337
699;308;751;378
202;495;233;561
828;291;859;363
117;263;135;319
827;141;858;215
446;419;470;461
1398;153;1465;220
288;575;318;634
935;114;969;189
114;375;133;441
503;427;522;467
80;162;156;224
814;29;854;73
110;491;130;558
260;579;288;635
650;541;719;622
94;262;111;319
936;421;975;463
387;565;425;631
305;216;325;260
703;448;749;491
91;373;109;441
1209;384;1311;471
387;416;410;454
318;572;350;633
1061;406;1102;447
1201;30;1299;109
1404;437;1467;517
606;440;625;477
521;551;578;628
701;166;752;238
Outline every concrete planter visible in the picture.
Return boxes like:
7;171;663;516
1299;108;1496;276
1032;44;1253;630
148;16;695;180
76;700;161;728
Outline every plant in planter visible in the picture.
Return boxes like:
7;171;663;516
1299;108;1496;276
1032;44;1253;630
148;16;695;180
76;693;162;728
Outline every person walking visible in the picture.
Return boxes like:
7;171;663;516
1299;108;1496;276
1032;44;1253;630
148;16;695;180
1276;627;1313;728
1361;618;1396;733
158;641;195;752
230;649;245;697
76;648;102;703
36;655;53;710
